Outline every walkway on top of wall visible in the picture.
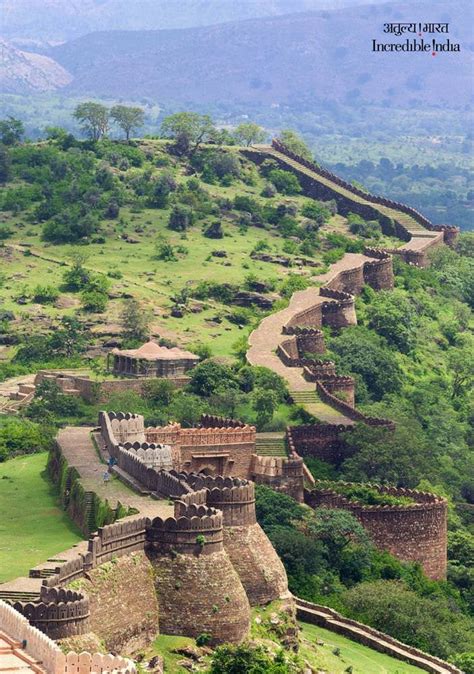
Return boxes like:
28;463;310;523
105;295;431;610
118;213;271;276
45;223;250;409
254;144;441;242
56;427;173;519
248;253;374;425
0;632;46;674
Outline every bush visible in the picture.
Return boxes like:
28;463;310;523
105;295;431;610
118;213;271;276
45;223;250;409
142;379;175;406
0;417;53;461
341;580;474;659
267;169;301;195
32;285;59;304
188;360;237;397
81;289;108;312
168;204;194;231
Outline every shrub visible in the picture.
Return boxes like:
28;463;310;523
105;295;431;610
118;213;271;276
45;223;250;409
81;289;108;312
32;285;59;304
267;169;301;195
168;204;194;231
0;417;53;461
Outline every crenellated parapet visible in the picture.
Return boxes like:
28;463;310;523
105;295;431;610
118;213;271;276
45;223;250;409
147;503;224;555
363;248;394;289
10;587;89;641
200;414;247;428
320;288;357;328
305;481;447;580
432;224;460;246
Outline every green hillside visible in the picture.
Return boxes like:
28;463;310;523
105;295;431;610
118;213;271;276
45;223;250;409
0;137;400;359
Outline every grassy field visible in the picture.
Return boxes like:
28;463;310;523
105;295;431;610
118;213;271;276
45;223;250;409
0;139;403;359
299;622;425;674
0;452;83;582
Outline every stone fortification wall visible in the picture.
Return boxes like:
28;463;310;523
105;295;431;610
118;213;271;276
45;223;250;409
147;500;251;645
10;587;89;641
363;249;395;289
305;482;447;580
0;601;136;674
35;372;189;404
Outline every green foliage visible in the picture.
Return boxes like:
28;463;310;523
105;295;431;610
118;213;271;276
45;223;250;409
160;112;215;156
188;360;237;397
142;379;175;406
341;421;430;487
0;117;24;146
252;387;278;428
81;288;108;312
120;298;152;345
279;273;311;299
110;105;145;141
0;417;53;461
277;129;313;161
366;289;418;353
255;485;305;528
315;481;415;506
267;168;301;195
168;203;194;231
32;285;59;304
14;316;88;364
341;580;474;660
451;652;474;674
327;326;402;402
74;102;109;141
234;122;266;146
208;642;292;674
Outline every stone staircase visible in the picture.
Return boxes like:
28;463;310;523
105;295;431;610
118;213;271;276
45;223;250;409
290;390;319;406
84;492;97;534
255;434;287;457
0;590;40;603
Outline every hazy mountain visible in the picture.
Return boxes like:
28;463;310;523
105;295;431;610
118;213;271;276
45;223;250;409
0;39;71;93
45;1;472;109
0;0;402;45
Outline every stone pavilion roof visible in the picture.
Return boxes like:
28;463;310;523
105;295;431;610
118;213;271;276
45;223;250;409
111;340;199;362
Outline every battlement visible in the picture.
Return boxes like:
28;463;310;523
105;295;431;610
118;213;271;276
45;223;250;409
147;503;224;555
306;481;447;579
10;587;89;641
200;414;246;428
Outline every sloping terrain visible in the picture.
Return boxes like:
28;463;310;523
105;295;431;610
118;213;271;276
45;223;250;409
46;0;472;107
0;40;72;94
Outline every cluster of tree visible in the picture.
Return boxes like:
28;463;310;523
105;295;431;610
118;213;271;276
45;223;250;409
255;486;474;662
0;416;53;462
73;103;145;142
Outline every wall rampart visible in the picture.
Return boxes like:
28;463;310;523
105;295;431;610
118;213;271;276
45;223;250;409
305;482;447;580
10;587;90;641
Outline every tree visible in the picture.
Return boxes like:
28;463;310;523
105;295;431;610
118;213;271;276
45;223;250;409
120;298;152;345
0;117;24;145
188;360;237;397
62;252;91;291
448;342;474;399
49;316;88;358
110;105;145;141
252;387;278;428
0;145;11;183
342;580;474;659
366;290;418;353
160;112;214;156
341;419;430;487
73;102;109;141
148;171;176;208
277;129;313;161
234;122;266;147
267;169;301;195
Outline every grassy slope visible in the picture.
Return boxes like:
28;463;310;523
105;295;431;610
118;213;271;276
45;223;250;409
299;622;425;674
0;141;401;358
146;604;426;673
0;452;83;582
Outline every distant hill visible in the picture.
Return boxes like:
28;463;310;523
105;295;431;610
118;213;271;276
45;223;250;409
0;39;71;94
0;0;394;44
46;0;473;109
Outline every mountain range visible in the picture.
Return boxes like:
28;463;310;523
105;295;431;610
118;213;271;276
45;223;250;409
0;0;472;109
